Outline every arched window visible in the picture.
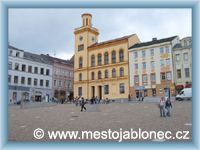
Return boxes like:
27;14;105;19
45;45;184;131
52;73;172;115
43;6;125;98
91;55;95;67
79;73;82;81
98;53;102;66
119;49;124;62
79;57;83;68
91;72;95;80
98;71;102;79
112;68;116;78
120;67;124;77
104;52;109;65
105;70;109;78
112;51;116;63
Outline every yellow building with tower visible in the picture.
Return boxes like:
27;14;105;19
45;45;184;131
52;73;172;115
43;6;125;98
74;13;140;100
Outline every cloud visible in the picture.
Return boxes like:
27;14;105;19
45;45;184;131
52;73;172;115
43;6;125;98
8;8;191;58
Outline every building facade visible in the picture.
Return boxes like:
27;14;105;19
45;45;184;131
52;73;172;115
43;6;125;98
74;13;140;100
8;45;53;103
129;36;180;98
173;37;192;92
41;54;74;100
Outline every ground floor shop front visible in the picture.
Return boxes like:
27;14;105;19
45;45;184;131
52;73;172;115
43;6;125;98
9;85;52;103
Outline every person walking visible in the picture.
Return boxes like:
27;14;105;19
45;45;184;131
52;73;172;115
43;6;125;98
159;97;166;117
80;97;87;112
165;98;172;117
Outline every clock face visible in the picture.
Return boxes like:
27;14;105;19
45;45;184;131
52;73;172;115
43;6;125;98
79;36;83;42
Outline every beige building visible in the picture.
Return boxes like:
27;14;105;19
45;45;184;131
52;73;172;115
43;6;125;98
129;36;180;98
74;13;140;100
173;37;192;92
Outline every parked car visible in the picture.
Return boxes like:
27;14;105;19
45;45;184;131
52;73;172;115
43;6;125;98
176;88;192;101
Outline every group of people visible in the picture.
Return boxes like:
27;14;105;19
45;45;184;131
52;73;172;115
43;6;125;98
159;97;173;117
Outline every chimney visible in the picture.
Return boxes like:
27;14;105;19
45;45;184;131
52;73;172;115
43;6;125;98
152;38;157;41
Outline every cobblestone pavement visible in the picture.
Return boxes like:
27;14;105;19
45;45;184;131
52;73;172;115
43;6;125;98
9;100;192;142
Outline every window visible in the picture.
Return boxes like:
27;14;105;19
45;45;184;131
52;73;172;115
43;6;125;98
142;50;146;57
120;67;124;77
160;60;165;67
91;72;95;80
40;79;43;86
46;69;50;75
34;79;38;86
8;75;11;83
78;87;82;96
21;77;25;84
135;64;138;69
176;54;180;61
59;80;62;87
177;69;182;78
112;68;116;78
15;63;19;70
78;44;84;51
22;64;26;72
134;52;138;59
142;75;147;83
98;53;102;66
28;66;32;73
16;52;20;57
185;68;190;78
161;73;166;80
79;57;83;68
40;68;44;74
54;80;56;86
46;80;49;87
91;55;95;67
14;76;18;84
104;52;109;65
98;71;102;79
134;75;139;84
160;47;164;54
151;74;156;82
79;36;83;41
9;62;12;70
119;83;125;94
142;62;146;69
9;50;13;56
184;53;189;61
105;70;108;78
165;46;170;53
34;67;38;74
150;49;154;56
28;78;31;85
151;61;155;69
79;73;82;81
166;59;170;66
167;72;172;80
112;51;116;63
119;49;124;62
104;85;109;95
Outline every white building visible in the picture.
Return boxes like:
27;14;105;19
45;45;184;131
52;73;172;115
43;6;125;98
8;45;53;103
173;37;192;92
129;36;180;98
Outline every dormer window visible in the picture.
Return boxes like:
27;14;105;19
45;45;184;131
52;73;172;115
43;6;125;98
16;52;20;57
9;50;13;56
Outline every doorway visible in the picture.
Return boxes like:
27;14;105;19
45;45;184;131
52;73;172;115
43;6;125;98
164;88;170;98
98;86;102;100
91;86;95;98
35;95;42;102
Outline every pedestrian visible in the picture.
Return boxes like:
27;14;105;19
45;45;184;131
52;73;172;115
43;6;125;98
159;97;166;117
165;98;172;117
80;97;87;112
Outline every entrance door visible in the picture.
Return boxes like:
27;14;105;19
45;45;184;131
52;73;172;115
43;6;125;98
98;86;102;100
35;95;42;102
91;86;95;98
152;89;156;97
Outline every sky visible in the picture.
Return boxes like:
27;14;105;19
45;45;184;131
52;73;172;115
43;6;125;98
8;8;191;60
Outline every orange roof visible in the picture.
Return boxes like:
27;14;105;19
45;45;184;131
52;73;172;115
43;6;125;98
88;34;135;49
